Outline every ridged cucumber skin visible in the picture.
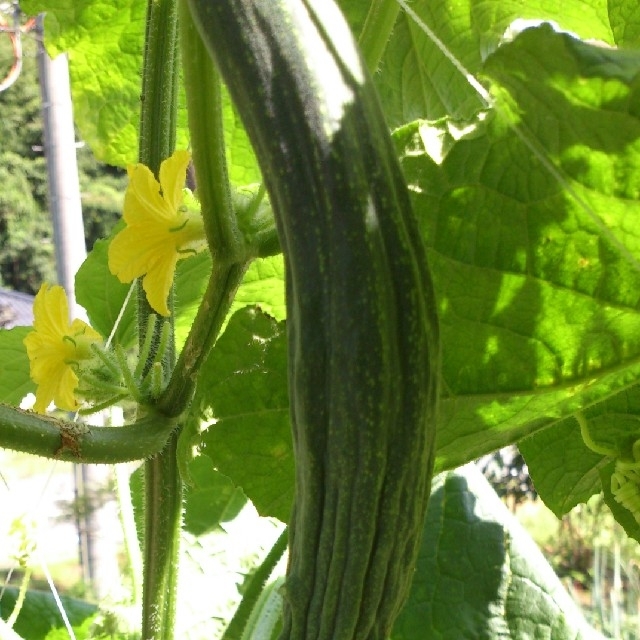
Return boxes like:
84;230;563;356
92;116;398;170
187;1;440;638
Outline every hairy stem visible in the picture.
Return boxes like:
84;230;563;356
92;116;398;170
157;1;249;418
0;405;177;463
138;1;181;639
358;0;400;73
222;528;288;640
179;0;241;260
142;432;183;640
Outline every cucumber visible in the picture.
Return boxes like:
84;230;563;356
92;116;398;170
186;1;440;637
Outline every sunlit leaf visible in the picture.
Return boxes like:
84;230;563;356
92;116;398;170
198;307;292;522
394;26;640;472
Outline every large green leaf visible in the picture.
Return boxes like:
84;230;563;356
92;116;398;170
21;0;149;166
21;0;262;179
0;328;34;405
391;465;603;640
366;0;619;124
197;306;292;523
394;25;640;472
0;587;97;640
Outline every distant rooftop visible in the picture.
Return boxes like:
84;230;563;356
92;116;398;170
0;288;34;329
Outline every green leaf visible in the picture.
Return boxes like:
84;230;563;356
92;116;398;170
608;0;640;47
75;238;137;347
174;251;212;350
391;465;604;639
231;256;286;322
20;0;189;166
233;187;280;259
372;0;618;125
182;455;247;536
0;588;97;640
0;328;34;405
198;307;293;523
394;26;640;472
222;85;262;186
22;0;145;166
519;415;606;518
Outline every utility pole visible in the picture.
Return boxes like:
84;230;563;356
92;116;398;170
35;14;121;601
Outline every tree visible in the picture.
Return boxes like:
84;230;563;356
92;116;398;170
0;25;126;294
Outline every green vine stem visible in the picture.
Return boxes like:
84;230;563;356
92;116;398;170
575;411;617;457
222;528;288;640
358;0;400;73
158;260;248;417
178;0;241;260
0;405;176;463
157;0;250;418
142;431;183;640
138;1;182;639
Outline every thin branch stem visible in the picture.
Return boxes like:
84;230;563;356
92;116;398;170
156;1;250;418
358;0;400;73
0;405;177;463
138;2;181;640
179;0;241;260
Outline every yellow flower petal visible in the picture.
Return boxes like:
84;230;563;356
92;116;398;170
33;363;79;413
142;252;181;317
125;163;175;224
159;149;191;212
32;284;70;338
24;284;102;414
109;223;177;284
107;150;206;316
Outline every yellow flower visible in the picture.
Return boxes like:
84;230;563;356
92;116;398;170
108;149;206;316
23;285;103;414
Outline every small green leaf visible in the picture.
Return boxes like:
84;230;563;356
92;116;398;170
198;307;292;522
519;416;605;517
392;465;603;639
231;256;286;321
0;587;97;640
0;327;33;405
75;238;136;348
183;455;247;536
233;186;280;259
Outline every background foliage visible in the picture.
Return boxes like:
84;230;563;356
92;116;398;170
0;32;125;294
